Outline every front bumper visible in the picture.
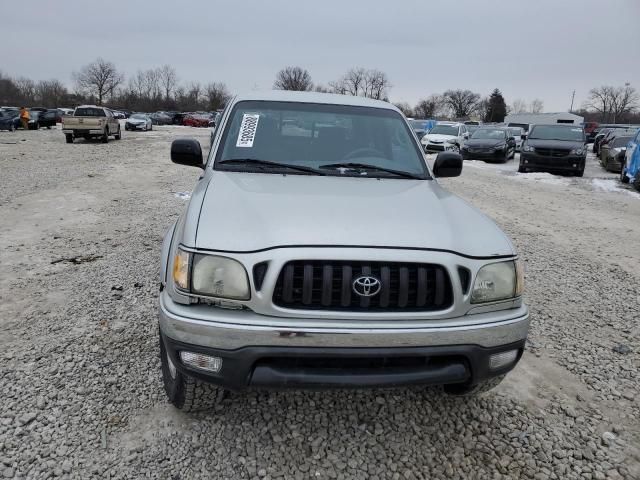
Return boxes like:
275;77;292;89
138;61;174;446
422;143;457;153
126;123;146;130
461;149;507;161
159;290;529;389
520;152;585;173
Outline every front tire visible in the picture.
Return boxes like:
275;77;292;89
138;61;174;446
102;129;109;143
518;164;526;173
633;174;640;192
620;168;629;184
65;134;73;144
575;168;585;177
444;375;505;396
114;126;121;140
159;332;226;412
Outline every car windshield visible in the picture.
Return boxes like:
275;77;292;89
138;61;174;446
471;129;506;140
215;100;428;179
508;128;522;137
131;114;147;119
528;125;584;141
429;125;458;136
74;107;105;117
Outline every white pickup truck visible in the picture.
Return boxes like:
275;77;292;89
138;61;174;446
62;105;121;143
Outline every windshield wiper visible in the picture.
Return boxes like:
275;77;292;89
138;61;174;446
319;162;424;180
218;158;325;175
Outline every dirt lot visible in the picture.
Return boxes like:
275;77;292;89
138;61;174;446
0;125;639;480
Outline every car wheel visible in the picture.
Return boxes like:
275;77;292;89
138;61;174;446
576;168;585;177
102;129;109;143
633;174;640;192
9;123;14;132
518;164;526;173
149;123;153;131
159;331;226;412
65;134;73;144
114;126;121;140
620;167;629;184
444;375;505;396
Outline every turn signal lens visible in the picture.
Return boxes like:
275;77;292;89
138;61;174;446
515;259;525;297
172;249;190;290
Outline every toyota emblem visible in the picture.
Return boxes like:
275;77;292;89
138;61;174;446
352;275;382;297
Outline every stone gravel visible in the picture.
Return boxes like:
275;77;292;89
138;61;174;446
0;125;638;479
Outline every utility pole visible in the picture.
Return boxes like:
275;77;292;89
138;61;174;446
569;90;575;113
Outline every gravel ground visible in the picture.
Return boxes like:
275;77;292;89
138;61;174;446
0;125;638;480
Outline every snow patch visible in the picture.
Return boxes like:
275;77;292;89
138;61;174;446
173;192;191;200
592;179;640;199
511;172;572;187
465;160;516;172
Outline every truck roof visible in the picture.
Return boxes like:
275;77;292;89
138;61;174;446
230;90;398;111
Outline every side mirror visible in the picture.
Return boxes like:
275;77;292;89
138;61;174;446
433;152;463;178
171;138;204;168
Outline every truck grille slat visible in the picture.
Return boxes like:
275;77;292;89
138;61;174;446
273;261;453;312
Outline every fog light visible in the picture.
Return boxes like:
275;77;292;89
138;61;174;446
524;160;528;164
489;350;518;370
179;351;222;373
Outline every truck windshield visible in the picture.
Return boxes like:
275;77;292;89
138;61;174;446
528;125;584;141
74;108;105;117
215;101;429;179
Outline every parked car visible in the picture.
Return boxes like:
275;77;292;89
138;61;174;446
1;110;21;130
506;127;526;151
593;125;635;156
600;135;632;173
125;113;153;131
157;91;529;411
183;113;212;128
38;109;58;129
620;128;640;190
0;111;16;131
62;105;121;143
26;110;41;130
421;122;469;153
461;127;517;162
519;124;586;176
599;128;637;161
150;112;173;125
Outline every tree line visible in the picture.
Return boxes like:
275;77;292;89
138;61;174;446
2;59;638;123
0;58;231;112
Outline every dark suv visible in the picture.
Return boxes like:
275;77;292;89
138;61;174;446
519;124;586;176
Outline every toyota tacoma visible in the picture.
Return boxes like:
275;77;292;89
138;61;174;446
159;91;529;411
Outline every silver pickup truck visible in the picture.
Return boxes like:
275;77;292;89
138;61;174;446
62;105;121;143
159;91;529;411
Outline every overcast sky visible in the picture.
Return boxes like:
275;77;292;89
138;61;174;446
3;0;639;111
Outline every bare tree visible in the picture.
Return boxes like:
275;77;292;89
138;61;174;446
363;69;391;100
204;82;231;110
14;77;36;103
530;98;544;114
610;83;638;122
158;65;178;101
585;86;615;121
393;102;413;117
511;99;528;114
442;89;481;118
414;95;444;118
35;79;68;107
273;66;313;91
73;58;124;105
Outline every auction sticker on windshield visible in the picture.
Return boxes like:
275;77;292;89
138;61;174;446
236;114;260;147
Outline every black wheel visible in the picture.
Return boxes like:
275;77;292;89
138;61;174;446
65;134;73;144
149;124;153;131
518;164;526;173
114;126;121;140
444;375;505;396
9;123;14;132
46;126;51;130
633;174;640;192
620;167;629;184
159;331;226;412
575;168;584;177
501;150;509;163
102;129;109;143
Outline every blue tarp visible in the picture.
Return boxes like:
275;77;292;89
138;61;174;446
624;129;640;184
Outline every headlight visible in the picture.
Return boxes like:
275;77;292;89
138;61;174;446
446;138;458;143
173;249;250;300
522;145;534;152
471;260;524;303
494;143;506;151
570;148;584;155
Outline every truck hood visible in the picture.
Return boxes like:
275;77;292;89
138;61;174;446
194;171;514;258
